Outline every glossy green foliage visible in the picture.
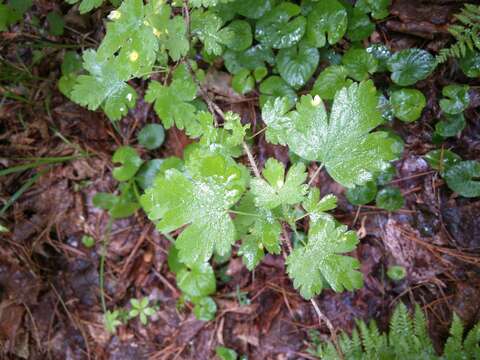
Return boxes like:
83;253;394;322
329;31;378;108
93;183;140;219
459;50;480;78
232;69;254;94
390;88;426;122
263;81;402;188
177;263;216;300
306;0;348;48
216;346;238;360
286;216;363;299
136;157;183;190
141;150;247;265
138;123;165;150
439;84;470;115
444;161;480;198
346;181;377;206
424;149;461;175
259;76;297;108
375;187;404;211
311;65;352;100
342;48;378;81
0;0;32;30
255;2;306;49
276;41;319;89
66;0;103;14
355;0;391;20
112;146;143;181
311;303;480;359
387;49;436;86
435;114;466;138
58;51;83;98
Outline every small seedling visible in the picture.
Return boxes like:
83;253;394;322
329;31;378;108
81;235;95;248
387;265;407;281
129;297;157;325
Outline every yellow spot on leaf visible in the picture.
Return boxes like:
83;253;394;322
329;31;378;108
311;95;321;107
108;10;121;20
129;51;139;62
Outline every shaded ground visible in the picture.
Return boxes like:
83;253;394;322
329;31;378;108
1;0;480;359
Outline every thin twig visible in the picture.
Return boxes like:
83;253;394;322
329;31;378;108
243;142;261;178
307;163;324;186
310;298;344;360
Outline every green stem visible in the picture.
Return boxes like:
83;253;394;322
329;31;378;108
99;218;113;315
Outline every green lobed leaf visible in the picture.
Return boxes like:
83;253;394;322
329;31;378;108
387;49;436;86
302;188;338;223
306;0;348;48
145;64;198;130
136;157;183;190
250;158;308;209
191;9;226;55
277;41;319;89
439;84;470;115
444;161;480;198
286;216;363;299
263;81;402;188
390;88;426;122
66;0;102;14
387;265;407;281
255;2;306;49
220;20;252;52
141;151;247;265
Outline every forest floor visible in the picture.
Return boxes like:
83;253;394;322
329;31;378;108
1;0;480;359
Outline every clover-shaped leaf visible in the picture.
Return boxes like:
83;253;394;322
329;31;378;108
356;0;391;20
277;41;319;89
306;0;348;48
387;49;436;86
112;146;143;181
390;88;426;122
255;2;306;49
439;84;470;115
444;161;480;198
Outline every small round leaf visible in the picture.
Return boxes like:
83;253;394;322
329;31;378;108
342;48;378;81
434;113;466;138
138;124;165;150
345;181;378;205
376;187;404;211
424;149;461;174
444;161;480;198
193;296;217;321
306;0;348;47
387;265;406;281
390;88;426;122
232;69;255;95
277;41;319;89
439;84;470;115
311;65;351;100
387;49;436;86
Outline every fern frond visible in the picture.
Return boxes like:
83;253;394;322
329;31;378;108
463;322;480;357
436;3;480;64
443;314;465;356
